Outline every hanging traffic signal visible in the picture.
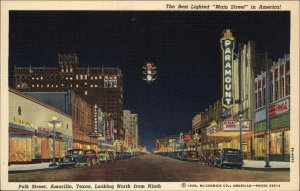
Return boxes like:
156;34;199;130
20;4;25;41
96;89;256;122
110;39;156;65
143;62;157;84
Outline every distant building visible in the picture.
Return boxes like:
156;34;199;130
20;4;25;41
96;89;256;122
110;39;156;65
123;110;138;151
13;53;124;140
9;89;73;164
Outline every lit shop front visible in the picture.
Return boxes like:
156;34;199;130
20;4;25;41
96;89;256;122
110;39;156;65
254;97;290;161
9;89;73;164
203;120;252;159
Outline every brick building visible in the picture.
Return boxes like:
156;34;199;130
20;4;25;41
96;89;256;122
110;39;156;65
13;53;124;140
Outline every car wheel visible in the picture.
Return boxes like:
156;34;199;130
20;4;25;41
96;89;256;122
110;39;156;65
86;159;91;167
92;158;96;165
74;161;80;168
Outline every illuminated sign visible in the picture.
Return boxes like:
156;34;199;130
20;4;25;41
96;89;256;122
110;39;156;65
221;29;235;108
206;125;221;135
269;98;289;117
13;116;32;127
183;134;191;142
104;116;112;141
222;120;251;131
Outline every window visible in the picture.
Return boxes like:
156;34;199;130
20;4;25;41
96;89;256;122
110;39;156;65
41;77;43;80
76;84;79;88
37;84;39;87
80;75;83;80
95;85;98;88
47;84;49;87
91;76;94;80
84;91;88;95
32;84;35;88
32;77;35;80
70;77;73;80
84;75;87;80
286;74;290;95
76;75;79;80
66;77;68;80
95;76;98;80
61;84;64;87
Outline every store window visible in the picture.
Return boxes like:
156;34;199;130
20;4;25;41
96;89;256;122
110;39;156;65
10;136;32;162
254;136;265;159
284;131;290;156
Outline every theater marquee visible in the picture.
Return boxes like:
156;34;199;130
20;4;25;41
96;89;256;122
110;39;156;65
221;29;235;108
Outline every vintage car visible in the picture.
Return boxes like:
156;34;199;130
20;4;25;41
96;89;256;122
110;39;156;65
97;151;112;163
84;149;99;165
58;149;91;168
182;151;199;161
206;148;221;166
213;148;244;168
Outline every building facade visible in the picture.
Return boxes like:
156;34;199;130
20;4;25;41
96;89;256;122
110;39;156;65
9;89;73;164
13;53;124;140
197;36;256;159
254;54;290;161
123;110;139;151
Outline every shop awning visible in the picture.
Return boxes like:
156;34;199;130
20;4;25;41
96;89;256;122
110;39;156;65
207;131;249;137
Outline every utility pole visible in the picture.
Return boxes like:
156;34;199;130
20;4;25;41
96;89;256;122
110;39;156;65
265;52;271;168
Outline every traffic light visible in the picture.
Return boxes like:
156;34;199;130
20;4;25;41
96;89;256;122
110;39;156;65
143;62;157;84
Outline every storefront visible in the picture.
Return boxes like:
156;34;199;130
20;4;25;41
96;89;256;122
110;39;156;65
203;119;252;159
254;97;290;161
9;89;73;164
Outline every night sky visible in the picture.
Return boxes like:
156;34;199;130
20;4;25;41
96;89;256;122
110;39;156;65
9;11;290;151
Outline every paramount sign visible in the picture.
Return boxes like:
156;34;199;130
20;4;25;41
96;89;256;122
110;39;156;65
221;29;235;108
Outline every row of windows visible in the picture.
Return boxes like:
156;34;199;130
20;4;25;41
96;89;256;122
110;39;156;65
256;75;290;109
17;74;118;81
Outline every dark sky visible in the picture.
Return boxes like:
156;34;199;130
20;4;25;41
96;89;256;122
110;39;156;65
9;11;290;151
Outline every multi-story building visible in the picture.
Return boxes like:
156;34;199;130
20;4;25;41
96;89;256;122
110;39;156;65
13;53;124;140
254;54;290;161
197;32;256;159
192;113;201;137
24;91;98;151
123;110;138;151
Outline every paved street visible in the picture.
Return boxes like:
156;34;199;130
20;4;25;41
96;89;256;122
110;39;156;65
9;154;289;182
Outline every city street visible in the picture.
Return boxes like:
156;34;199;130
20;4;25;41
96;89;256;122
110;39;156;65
9;153;289;182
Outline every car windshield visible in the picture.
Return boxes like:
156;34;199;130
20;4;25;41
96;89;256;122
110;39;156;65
66;150;79;155
225;149;240;154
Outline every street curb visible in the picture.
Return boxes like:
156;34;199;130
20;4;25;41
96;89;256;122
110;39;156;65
9;167;58;174
242;167;290;171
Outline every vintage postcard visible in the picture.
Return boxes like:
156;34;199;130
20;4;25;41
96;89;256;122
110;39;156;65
1;0;299;191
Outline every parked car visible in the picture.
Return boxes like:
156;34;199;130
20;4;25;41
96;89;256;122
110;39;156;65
214;148;244;168
97;151;111;163
206;148;221;166
182;151;199;161
85;149;99;165
58;149;91;168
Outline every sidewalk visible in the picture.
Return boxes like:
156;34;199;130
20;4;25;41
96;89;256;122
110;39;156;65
9;162;58;173
242;160;290;170
9;160;290;173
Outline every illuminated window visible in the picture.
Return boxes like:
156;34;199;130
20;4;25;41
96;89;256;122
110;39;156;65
47;84;49;87
91;76;94;80
76;75;79;80
61;68;64;72
80;75;83;80
32;84;35;87
37;84;39;87
99;75;102;79
109;76;112;80
70;67;73;73
105;76;108;80
61;84;64;87
51;84;54;88
70;84;73;87
95;85;98;88
85;75;87;80
70;77;73;80
41;77;43;80
56;85;58;88
84;82;88;85
41;85;44;88
95;76;98;80
114;76;117;80
32;77;35;80
66;77;68;80
114;84;117;88
91;85;94;88
17;84;20;88
76;84;79;88
84;91;88;95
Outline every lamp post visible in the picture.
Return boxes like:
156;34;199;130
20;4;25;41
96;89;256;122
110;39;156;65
193;133;200;154
265;52;271;167
238;114;243;162
48;116;62;167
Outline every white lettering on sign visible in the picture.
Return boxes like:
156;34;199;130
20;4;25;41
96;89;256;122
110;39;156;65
222;120;251;131
221;29;235;108
269;98;289;116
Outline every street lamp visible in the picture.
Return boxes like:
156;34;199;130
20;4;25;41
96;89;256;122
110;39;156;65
48;116;62;167
193;133;200;153
265;52;271;168
238;114;243;162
